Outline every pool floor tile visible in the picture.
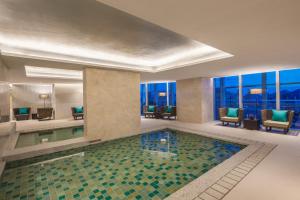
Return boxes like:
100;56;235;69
0;129;245;200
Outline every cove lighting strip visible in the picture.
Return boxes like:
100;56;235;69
25;66;83;80
0;35;233;72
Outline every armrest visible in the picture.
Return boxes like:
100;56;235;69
288;111;295;128
261;109;267;122
219;108;227;118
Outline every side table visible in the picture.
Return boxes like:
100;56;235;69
244;119;260;130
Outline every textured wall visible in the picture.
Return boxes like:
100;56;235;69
54;83;83;119
0;60;7;81
177;77;213;123
84;68;141;141
12;84;53;116
0;83;10;121
200;78;214;123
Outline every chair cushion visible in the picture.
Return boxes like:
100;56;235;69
221;116;239;122
264;120;289;128
75;106;83;113
165;106;172;113
148;106;155;112
227;108;238;117
19;107;29;115
272;110;288;122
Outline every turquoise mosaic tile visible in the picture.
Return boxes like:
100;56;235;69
0;129;245;200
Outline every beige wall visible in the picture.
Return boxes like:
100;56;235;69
84;68;141;141
177;77;213;123
0;59;7;82
54;83;83;119
200;78;214;123
0;83;10;121
12;84;53;115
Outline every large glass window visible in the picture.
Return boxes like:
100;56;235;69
214;76;239;119
280;69;300;129
140;83;146;115
148;83;167;107
140;82;176;114
242;72;276;120
168;82;176;106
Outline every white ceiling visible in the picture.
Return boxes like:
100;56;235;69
1;0;300;82
99;0;300;80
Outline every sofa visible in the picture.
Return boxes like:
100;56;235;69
219;107;243;127
261;109;294;133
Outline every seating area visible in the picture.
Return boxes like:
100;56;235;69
143;105;176;120
13;106;83;121
219;107;295;134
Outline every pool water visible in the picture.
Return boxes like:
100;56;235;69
1;129;246;200
16;126;84;148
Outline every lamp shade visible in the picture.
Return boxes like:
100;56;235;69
159;92;166;97
39;94;49;99
250;89;263;95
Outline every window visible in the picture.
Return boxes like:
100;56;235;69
140;83;146;115
140;82;176;115
242;72;276;120
148;83;167;107
214;76;239;120
280;69;300;129
168;82;176;106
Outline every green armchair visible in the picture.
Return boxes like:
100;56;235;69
219;107;243;127
71;106;84;120
143;105;157;118
13;107;31;121
160;106;176;120
261;109;294;134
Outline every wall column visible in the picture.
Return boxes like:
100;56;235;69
177;77;213;123
84;67;141;141
276;70;280;109
238;75;243;108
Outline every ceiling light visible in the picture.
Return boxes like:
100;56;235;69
1;35;233;72
25;66;83;80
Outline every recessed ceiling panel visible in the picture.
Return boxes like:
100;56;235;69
0;0;232;72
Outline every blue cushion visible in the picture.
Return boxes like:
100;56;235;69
227;108;238;118
19;107;29;115
148;106;155;112
272;110;288;122
165;106;173;113
75;106;83;113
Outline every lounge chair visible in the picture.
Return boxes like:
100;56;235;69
261;109;294;134
160;106;177;120
219;107;243;127
71;106;84;120
13;107;31;121
143;105;157;118
37;108;53;121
